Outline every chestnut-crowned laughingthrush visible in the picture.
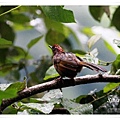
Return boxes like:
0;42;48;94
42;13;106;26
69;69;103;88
49;44;107;79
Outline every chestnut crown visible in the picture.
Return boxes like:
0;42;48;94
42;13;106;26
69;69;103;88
49;44;64;55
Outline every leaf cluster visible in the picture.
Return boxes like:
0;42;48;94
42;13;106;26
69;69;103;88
0;6;120;114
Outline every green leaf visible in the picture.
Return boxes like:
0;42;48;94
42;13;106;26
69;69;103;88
87;34;101;49
41;89;63;102
111;6;120;31
11;46;27;56
0;81;26;104
44;17;80;46
93;90;112;110
0;49;8;63
0;89;18;104
104;40;117;55
29;89;62;105
75;95;88;103
0;38;12;48
9;13;30;24
29;98;41;103
45;17;70;37
45;29;65;45
41;6;75;23
8;46;31;62
0;63;18;73
29;56;52;84
61;98;93;114
0;82;25;104
27;35;43;49
44;65;59;80
75;94;94;105
5;81;26;93
110;54;120;75
89;6;104;22
2;105;18;114
21;102;54;114
75;90;109;111
0;22;15;42
103;83;120;93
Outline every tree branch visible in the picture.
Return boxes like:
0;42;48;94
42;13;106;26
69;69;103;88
0;74;120;113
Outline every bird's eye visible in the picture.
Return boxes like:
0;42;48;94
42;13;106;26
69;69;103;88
52;47;56;51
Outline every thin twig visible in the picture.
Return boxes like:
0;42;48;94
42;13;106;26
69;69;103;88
0;6;21;17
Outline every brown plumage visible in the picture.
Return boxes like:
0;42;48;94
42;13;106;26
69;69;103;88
49;44;107;78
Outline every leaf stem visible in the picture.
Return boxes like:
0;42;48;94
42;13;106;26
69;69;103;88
0;5;21;17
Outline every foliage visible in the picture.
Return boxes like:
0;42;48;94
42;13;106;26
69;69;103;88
0;5;120;114
41;6;75;23
0;81;26;104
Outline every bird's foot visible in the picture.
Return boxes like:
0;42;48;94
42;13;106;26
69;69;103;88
56;76;63;92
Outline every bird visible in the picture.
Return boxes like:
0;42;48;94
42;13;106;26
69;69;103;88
49;44;107;79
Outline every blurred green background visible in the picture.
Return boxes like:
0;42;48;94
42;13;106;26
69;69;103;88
0;5;120;99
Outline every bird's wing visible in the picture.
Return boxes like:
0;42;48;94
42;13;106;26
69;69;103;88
58;60;78;72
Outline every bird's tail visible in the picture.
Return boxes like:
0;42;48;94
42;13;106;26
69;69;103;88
79;61;107;72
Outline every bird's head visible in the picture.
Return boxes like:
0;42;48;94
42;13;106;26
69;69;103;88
49;44;64;55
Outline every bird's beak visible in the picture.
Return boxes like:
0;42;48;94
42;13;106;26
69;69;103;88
49;45;52;49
